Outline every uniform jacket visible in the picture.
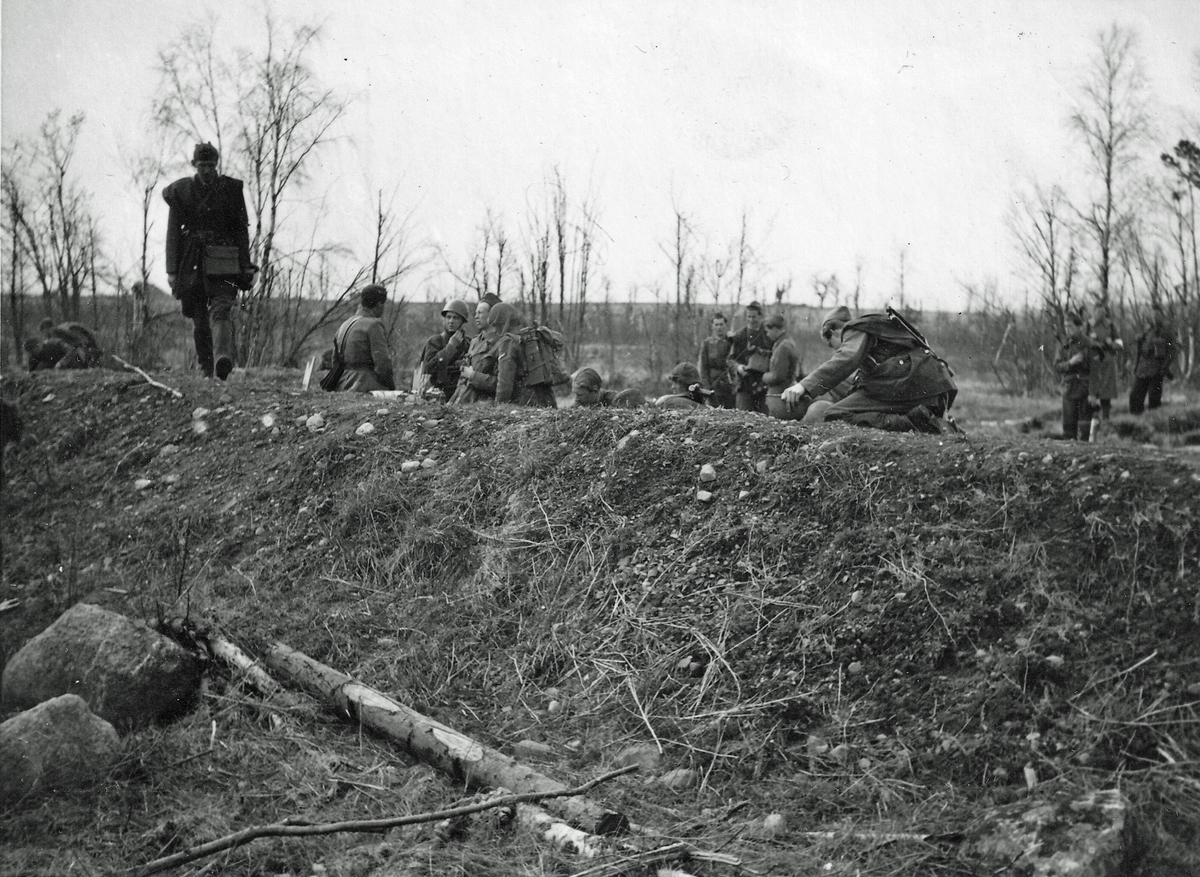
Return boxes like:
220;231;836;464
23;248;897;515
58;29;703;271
334;309;394;392
1054;334;1093;395
727;325;772;394
801;313;956;403
1088;320;1121;400
450;334;502;404
698;334;733;391
655;393;704;409
762;335;802;396
163;175;252;278
1133;324;1177;379
421;328;468;396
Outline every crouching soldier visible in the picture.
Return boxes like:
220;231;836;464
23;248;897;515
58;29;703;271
25;319;103;370
655;362;713;409
783;306;957;433
572;368;646;408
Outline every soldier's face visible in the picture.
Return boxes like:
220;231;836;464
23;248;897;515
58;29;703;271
574;385;600;406
475;302;491;331
443;313;465;333
192;159;218;185
746;310;763;330
711;318;727;335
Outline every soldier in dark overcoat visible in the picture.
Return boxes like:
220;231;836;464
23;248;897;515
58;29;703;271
163;142;255;379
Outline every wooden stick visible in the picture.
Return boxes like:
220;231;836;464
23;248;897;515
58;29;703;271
134;766;635;875
262;640;631;836
112;356;184;398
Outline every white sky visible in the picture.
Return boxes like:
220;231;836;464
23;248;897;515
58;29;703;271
3;1;1199;311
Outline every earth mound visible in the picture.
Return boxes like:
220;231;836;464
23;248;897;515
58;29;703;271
1;369;1198;876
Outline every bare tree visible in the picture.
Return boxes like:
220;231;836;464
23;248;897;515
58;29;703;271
1008;182;1081;330
1069;24;1151;307
1;111;99;331
811;273;839;310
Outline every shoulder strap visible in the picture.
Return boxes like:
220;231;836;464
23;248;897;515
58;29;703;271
334;317;363;360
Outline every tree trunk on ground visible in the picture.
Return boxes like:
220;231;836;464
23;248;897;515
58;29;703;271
261;641;629;836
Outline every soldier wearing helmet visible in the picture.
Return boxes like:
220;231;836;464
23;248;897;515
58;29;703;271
421;298;471;399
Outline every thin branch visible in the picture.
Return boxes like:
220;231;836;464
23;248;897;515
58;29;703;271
134;765;636;875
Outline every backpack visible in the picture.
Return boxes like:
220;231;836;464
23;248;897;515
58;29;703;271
319;317;360;391
517;326;570;387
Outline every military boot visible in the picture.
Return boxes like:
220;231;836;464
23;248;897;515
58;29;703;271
212;319;235;381
193;320;214;378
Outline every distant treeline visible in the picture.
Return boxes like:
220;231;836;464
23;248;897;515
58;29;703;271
5;288;1191;396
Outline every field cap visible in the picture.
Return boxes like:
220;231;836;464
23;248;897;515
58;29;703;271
573;367;602;391
670;362;701;384
193;142;219;162
822;306;852;328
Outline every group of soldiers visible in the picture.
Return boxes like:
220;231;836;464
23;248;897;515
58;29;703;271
19;140;1171;446
1054;303;1178;441
316;284;962;435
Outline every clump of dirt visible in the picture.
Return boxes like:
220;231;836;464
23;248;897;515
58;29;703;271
2;369;1199;876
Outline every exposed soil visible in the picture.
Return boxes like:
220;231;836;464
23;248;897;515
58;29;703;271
1;368;1199;876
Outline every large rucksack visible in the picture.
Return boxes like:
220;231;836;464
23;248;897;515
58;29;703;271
517;326;570;387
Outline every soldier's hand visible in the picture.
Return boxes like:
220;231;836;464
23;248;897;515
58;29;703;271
782;383;808;407
167;273;176;290
462;365;476;380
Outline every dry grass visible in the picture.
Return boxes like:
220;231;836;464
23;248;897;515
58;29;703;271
2;370;1200;875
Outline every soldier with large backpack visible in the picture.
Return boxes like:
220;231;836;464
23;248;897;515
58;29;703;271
489;303;568;407
782;305;958;434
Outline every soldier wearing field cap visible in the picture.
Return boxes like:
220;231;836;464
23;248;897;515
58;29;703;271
572;368;646;408
421;298;471;399
655;362;712;409
761;313;804;420
783;305;957;433
727;300;771;413
163;142;256;380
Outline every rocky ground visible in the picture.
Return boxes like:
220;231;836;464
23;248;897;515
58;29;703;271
1;367;1199;876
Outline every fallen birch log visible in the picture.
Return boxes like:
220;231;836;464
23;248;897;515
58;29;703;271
262;640;630;836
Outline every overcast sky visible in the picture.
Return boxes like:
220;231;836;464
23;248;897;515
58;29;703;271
3;1;1198;311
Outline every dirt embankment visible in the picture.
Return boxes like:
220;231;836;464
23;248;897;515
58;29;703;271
1;369;1198;876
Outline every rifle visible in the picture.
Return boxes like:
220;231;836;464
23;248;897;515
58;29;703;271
886;305;954;377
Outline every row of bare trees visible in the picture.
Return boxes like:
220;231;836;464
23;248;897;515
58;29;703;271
1001;25;1199;392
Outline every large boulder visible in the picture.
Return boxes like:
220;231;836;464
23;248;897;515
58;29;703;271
1;603;202;733
0;693;120;806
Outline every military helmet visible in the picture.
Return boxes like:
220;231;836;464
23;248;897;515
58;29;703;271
441;299;470;322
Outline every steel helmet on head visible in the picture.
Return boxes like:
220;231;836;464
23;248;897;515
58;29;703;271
441;299;470;322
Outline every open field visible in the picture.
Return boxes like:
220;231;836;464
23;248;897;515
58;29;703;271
1;368;1199;876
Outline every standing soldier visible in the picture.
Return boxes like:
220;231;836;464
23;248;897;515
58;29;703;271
1054;312;1096;441
761;313;803;420
421;299;470;400
1129;306;1178;414
163;142;255;380
1087;304;1122;437
698;312;734;409
727;301;771;413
